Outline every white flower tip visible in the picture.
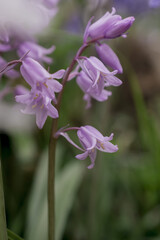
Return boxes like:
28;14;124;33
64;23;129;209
111;7;116;15
118;67;123;74
112;70;118;75
37;124;43;129
115;145;119;151
87;163;95;169
131;16;135;22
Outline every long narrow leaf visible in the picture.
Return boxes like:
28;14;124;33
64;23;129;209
7;229;23;240
0;160;8;240
25;147;83;240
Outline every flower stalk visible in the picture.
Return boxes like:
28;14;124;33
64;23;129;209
48;136;56;240
47;41;91;240
47;34;120;239
47;8;134;240
0;159;8;240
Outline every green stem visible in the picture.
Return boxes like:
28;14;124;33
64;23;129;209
47;39;95;240
0;159;8;240
48;117;58;240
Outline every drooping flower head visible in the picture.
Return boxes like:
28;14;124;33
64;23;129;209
95;43;123;73
78;56;122;88
17;41;55;64
76;126;118;169
0;56;20;79
85;8;135;41
58;125;118;169
15;57;65;128
76;56;122;107
76;71;112;109
16;89;59;129
20;57;65;103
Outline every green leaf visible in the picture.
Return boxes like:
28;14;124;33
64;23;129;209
25;146;84;240
121;55;160;162
7;229;23;240
0;160;8;240
55;161;84;240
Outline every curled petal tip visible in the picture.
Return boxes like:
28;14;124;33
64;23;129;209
87;163;95;169
83;16;95;43
111;7;116;14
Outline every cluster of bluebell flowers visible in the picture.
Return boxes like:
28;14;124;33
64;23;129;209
0;6;135;168
0;0;59;96
56;8;135;168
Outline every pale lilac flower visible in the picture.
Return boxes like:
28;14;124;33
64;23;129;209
59;125;118;169
17;41;55;64
0;43;12;52
0;87;12;100
68;65;80;81
15;89;58;129
76;56;122;107
83;16;94;43
20;57;65;102
15;57;65;128
32;0;59;8
14;85;29;96
0;26;9;43
95;43;123;73
77;56;122;90
86;8;135;40
0;56;20;79
77;71;112;108
149;0;160;7
42;0;59;8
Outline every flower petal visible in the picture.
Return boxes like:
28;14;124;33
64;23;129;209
104;133;114;141
17;41;55;64
51;69;65;79
83;16;94;43
83;94;92;109
47;102;59;118
36;108;48;129
91;89;112;102
96;141;118;153
96;43;123;73
88;8;120;39
88;149;97;169
105;17;135;39
0;43;12;52
77;127;97;150
83;125;104;141
46;79;62;93
76;151;88;160
14;85;29;96
88;56;110;74
20;57;50;86
76;71;92;92
105;74;122;86
15;93;31;104
60;132;84;151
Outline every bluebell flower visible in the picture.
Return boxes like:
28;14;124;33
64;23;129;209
149;0;160;8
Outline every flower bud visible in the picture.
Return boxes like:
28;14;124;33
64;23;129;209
96;43;123;73
87;8;135;40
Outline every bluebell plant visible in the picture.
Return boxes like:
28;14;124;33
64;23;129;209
0;2;135;240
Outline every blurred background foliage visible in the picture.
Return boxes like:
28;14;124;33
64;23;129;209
1;0;160;239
